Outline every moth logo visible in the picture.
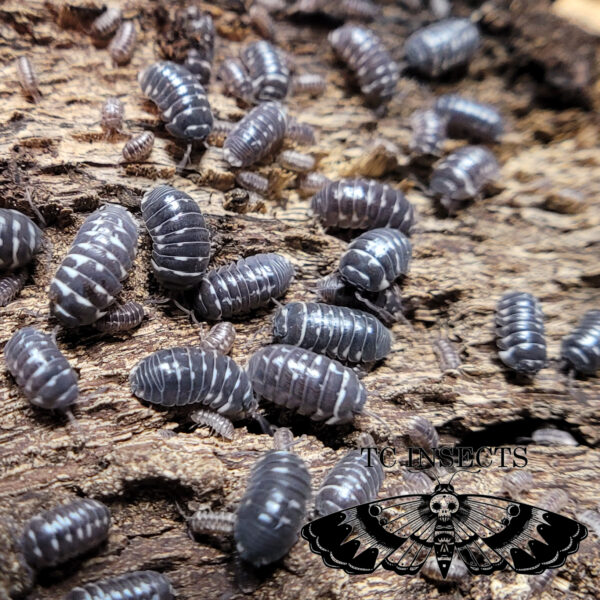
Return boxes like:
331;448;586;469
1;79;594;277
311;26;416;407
301;475;587;579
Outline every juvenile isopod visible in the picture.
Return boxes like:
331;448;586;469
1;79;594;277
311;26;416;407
247;344;367;424
21;498;110;569
286;118;317;145
141;185;210;291
560;309;600;375
578;509;600;537
49;204;138;327
122;131;154;162
249;5;275;40
0;208;43;271
130;347;256;418
199;322;237;355
531;428;578;447
329;25;399;109
182;10;215;85
297;172;331;196
188;510;237;536
4;326;79;411
339;0;381;21
495;292;547;375
109;21;137;66
290;73;326;97
310;179;415;234
338;228;412;292
235;171;270;195
16;56;41;102
500;471;533;498
240;41;290;101
434;94;504;142
65;570;174;600
401;470;432;494
223;101;287;168
278;150;315;173
0;270;28;307
539;489;570;513
409;109;447;156
218;59;254;103
191;408;235;440
272;301;392;364
94;301;146;333
404;18;480;77
429;145;499;211
100;97;125;136
432;335;462;375
191;253;294;321
406;415;439;450
90;6;122;39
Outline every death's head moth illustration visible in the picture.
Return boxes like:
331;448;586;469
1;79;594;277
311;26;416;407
301;479;587;579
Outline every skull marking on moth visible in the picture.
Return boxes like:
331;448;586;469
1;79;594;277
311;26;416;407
430;494;459;522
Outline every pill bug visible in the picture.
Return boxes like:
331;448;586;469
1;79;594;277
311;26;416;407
286;118;317;145
189;510;236;536
65;570;174;600
223;101;287;168
434;95;503;142
429;145;499;211
240;41;290;101
94;301;146;333
432;335;461;374
339;0;381;21
199;322;237;355
315;436;385;516
401;470;432;494
329;25;399;109
192;253;294;321
249;5;275;40
191;408;235;440
5;326;79;411
182;10;215;85
297;172;331;196
130;347;256;418
235;171;269;195
406;415;439;450
206;119;235;146
421;555;468;583
539;489;570;513
121;131;154;162
218;59;254;103
141;185;210;291
495;292;547;375
578;509;600;537
109;21;137;66
16;56;41;102
0;270;28;307
500;471;533;498
339;228;412;292
100;97;125;136
49;204;138;327
272;301;392;364
409;109;447;156
90;6;122;38
290;73;326;97
247;344;367;424
21;498;110;570
0;208;43;271
235;444;311;566
278;149;315;173
531;428;578;447
310;179;415;234
560;310;600;375
404;18;480;78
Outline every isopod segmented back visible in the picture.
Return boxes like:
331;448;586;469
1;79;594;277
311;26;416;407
65;570;174;600
241;40;290;101
560;309;600;375
0;208;43;271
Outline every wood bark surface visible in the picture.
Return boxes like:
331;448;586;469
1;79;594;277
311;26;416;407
0;1;599;598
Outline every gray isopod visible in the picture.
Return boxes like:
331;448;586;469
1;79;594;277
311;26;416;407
247;344;367;424
49;204;138;327
432;335;461;374
4;326;79;411
182;9;215;86
0;208;43;271
16;56;41;102
310;179;415;234
429;145;499;211
278;150;315;173
560;310;600;375
191;408;235;440
495;292;547;375
298;172;330;196
122;131;154;162
129;347;256;418
404;18;480;77
109;21;137;66
223;101;287;168
141;185;210;291
0;270;28;307
21;498;110;570
329;25;399;109
272;301;392;364
500;471;533;498
531;428;578;447
406;415;439;450
249;5;275;40
579;509;600;537
100;97;125;136
241;41;290;101
235;171;269;195
286;118;317;145
65;570;174;600
199;322;237;355
539;489;570;513
90;6;122;38
339;228;412;292
94;301;146;333
191;253;294;321
290;73;326;97
434;94;504;142
218;59;253;103
189;510;237;536
409;109;447;156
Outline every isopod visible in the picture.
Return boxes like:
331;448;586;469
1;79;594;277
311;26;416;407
290;73;326;97
310;179;415;234
339;228;412;292
100;97;125;136
249;5;275;40
0;208;43;271
90;6;122;39
286;118;317;145
409;109;447;156
297;172;331;196
406;415;439;450
189;510;236;536
539;489;570;513
65;570;174;600
527;570;555;597
122;131;154;162
247;344;367;424
278;149;315;173
0;270;28;307
130;347;256;418
531;428;578;447
223;101;287;168
109;21;137;66
191;253;294;321
432;335;461;374
339;0;381;21
191;408;235;440
579;509;600;537
199;322;237;355
434;94;503;142
94;301;146;333
21;498;110;569
141;185;210;291
404;18;480;77
235;171;269;195
49;204;138;327
560;310;600;375
272;301;392;364
16;56;41;102
218;59;254;103
5;326;79;411
401;470;432;494
329;25;399;109
500;471;533;498
495;292;547;375
182;10;215;85
206;119;235;146
240;41;290;101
